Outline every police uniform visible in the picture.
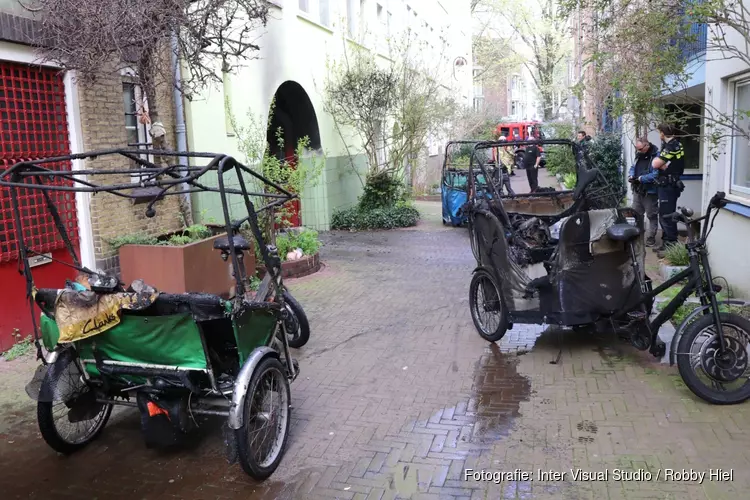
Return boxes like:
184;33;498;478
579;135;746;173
654;138;685;247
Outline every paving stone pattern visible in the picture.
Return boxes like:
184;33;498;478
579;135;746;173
0;201;748;500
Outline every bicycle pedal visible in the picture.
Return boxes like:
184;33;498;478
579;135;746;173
627;311;647;321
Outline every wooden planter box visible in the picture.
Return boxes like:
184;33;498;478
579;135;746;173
118;233;256;297
257;252;321;280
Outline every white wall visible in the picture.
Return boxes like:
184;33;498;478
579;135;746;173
702;25;750;298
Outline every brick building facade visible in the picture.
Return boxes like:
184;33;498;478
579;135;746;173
0;5;182;347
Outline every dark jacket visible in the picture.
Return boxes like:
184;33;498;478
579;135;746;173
629;143;659;195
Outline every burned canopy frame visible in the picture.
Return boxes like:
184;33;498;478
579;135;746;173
466;139;642;326
0;149;295;358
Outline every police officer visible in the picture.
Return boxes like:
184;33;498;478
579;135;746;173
645;123;685;255
628;136;660;246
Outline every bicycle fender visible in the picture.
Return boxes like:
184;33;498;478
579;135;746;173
228;346;278;430
668;300;746;366
471;265;494;275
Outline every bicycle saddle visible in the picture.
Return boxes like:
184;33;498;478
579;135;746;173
213;234;251;251
606;223;641;242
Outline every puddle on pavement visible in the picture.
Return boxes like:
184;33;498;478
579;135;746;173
470;342;532;443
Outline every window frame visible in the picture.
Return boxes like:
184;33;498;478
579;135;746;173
120;69;153;184
727;74;750;200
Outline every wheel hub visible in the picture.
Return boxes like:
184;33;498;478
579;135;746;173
700;334;748;382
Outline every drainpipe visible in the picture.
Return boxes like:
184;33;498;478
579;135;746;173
171;33;192;224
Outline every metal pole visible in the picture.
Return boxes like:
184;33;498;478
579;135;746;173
171;32;192;224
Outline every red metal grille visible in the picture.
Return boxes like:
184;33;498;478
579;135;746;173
0;61;77;263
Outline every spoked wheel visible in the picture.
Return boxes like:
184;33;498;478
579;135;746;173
37;366;112;454
236;357;291;479
676;312;750;405
469;270;509;342
283;290;310;348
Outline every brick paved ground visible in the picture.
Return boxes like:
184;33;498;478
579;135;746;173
1;198;749;500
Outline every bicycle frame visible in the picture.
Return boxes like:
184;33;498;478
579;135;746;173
632;198;728;358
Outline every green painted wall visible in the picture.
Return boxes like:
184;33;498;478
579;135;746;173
301;154;366;230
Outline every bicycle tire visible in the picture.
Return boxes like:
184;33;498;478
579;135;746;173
676;312;750;405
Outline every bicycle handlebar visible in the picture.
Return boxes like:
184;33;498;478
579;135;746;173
662;191;727;241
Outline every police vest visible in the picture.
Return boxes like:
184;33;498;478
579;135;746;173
658;138;685;177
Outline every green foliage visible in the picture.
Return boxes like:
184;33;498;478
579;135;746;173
563;172;577;190
108;233;159;250
331;203;420;230
359;171;406;211
663;243;689;267
2;333;33;361
587;133;624;198
545;145;576;176
248;274;262;291
109;224;213;250
272;229;321;261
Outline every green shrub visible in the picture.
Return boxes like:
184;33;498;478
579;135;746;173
587;133;625;200
331;204;420;230
359;171;405;211
663;243;689;266
546;145;576;176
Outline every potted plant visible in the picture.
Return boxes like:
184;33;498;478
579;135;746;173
659;243;689;281
110;223;256;296
252;227;322;280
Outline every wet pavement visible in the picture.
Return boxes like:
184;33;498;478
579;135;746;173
1;199;749;499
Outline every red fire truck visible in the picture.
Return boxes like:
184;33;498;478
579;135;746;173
494;121;546;169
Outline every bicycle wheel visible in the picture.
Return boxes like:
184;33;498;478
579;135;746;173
283;290;310;348
236;357;291;479
468;215;480;262
37;362;112;454
676;312;750;405
469;270;509;342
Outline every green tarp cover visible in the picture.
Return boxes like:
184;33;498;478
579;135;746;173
41;314;60;351
233;309;277;364
74;313;208;371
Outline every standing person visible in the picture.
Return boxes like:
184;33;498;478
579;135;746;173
522;139;542;192
628;137;660;246
643;123;685;256
576;130;591;160
496;137;516;196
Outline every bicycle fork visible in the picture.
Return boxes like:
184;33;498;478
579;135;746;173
697;250;727;350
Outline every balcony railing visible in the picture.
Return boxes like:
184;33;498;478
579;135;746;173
679;22;707;61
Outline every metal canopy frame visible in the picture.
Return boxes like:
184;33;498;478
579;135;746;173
0;149;296;357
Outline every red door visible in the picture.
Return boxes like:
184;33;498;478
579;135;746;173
277;142;301;228
0;61;79;351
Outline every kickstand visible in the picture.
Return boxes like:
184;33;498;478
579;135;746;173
549;327;563;365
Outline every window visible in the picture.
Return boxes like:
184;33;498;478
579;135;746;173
298;0;309;12
731;78;750;197
387;11;392;34
319;0;330;25
377;3;385;31
123;82;148;147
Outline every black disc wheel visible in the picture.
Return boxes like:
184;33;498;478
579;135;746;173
469;270;509;342
282;290;310;348
37;366;112;455
676;312;750;405
236;357;291;479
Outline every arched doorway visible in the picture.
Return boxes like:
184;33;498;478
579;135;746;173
267;81;321;227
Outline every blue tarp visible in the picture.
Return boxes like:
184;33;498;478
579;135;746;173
442;187;468;226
